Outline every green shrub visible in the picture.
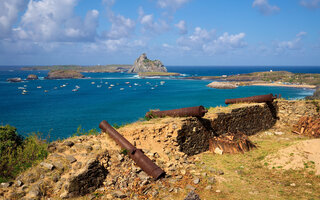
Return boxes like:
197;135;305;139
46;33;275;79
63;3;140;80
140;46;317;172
73;125;99;136
0;125;48;182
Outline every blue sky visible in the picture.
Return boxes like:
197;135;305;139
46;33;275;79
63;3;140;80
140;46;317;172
0;0;319;66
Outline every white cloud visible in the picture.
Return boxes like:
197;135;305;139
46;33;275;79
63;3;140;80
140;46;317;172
157;0;190;10
252;0;280;15
300;0;320;9
177;27;246;54
274;32;307;53
106;13;135;39
139;13;169;34
203;32;247;54
177;27;215;50
175;20;187;35
15;0;99;42
0;0;28;38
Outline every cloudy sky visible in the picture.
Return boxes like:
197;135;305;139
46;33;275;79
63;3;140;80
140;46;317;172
0;0;320;66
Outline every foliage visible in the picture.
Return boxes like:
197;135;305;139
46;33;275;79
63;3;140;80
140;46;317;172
73;125;99;136
0;125;48;182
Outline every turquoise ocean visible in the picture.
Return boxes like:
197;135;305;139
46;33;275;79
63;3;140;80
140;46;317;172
0;66;318;140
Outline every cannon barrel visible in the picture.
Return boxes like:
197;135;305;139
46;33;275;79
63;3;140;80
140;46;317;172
145;105;207;119
225;93;278;105
99;120;165;180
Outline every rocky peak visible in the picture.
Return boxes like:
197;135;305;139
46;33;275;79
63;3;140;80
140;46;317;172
128;53;167;73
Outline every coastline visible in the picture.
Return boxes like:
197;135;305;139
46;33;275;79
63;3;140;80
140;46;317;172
248;82;316;89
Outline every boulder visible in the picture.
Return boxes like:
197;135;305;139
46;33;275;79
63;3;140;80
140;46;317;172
27;74;38;80
128;53;167;73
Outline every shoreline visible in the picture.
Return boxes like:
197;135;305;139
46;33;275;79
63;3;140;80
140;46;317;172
248;82;316;89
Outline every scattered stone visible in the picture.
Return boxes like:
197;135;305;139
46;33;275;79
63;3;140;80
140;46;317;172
207;177;216;184
217;170;224;175
274;131;284;135
180;169;186;175
0;182;10;188
64;141;74;147
88;194;96;200
113;191;127;198
138;171;149;181
15;180;23;187
193;177;200;184
65;155;77;163
205;185;212;190
186;184;196;191
214;147;223;155
216;190;221;193
151;190;159;197
290;183;296;187
184;190;201;200
40;162;54;170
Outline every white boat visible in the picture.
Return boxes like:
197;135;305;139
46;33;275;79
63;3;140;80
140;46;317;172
75;85;80;89
151;87;155;90
120;88;124;90
37;86;42;89
97;85;102;88
72;89;78;92
125;82;130;84
24;85;27;87
160;81;165;85
110;84;114;87
53;87;58;90
105;82;108;84
18;87;25;90
134;83;138;86
91;82;95;84
44;90;48;93
108;87;112;89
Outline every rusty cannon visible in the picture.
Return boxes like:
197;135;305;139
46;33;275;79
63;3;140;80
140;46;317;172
99;120;165;180
145;105;208;119
225;93;279;105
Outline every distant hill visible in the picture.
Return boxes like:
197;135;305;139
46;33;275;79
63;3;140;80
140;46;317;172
21;65;132;73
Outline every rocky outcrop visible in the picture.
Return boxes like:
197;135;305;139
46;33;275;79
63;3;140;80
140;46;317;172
27;74;38;80
45;70;84;79
128;53;167;73
7;77;22;82
306;86;320;100
207;81;237;89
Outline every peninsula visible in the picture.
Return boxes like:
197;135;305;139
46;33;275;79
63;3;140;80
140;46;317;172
189;71;319;89
21;65;132;73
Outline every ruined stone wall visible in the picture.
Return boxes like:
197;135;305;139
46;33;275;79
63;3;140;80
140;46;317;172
276;100;319;127
177;103;278;155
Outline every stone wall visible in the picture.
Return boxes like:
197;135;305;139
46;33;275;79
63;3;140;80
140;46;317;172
177;103;278;155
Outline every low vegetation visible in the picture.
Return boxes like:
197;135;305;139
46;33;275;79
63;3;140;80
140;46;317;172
0;125;48;183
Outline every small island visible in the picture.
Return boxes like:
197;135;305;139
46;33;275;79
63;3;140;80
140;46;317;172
45;70;84;79
207;81;237;89
27;74;38;80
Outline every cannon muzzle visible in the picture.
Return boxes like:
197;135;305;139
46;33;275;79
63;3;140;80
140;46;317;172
225;93;279;104
145;105;207;119
99;120;165;180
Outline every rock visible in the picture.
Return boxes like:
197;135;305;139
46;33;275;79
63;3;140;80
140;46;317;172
180;169;186;175
40;162;54;170
214;147;223;155
216;190;221;193
15;180;23;187
7;77;22;82
217;170;224;175
138;171;149;181
28;185;40;198
52;174;60;182
45;70;84;79
290;183;296;187
274;131;284;135
65;155;77;163
207;177;216;184
113;191;127;198
0;182;11;188
128;53;167;73
27;74;38;80
205;185;212;190
184;190;201;200
64;141;74;147
186;184;195;191
193;177;200;184
207;81;237;89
